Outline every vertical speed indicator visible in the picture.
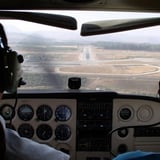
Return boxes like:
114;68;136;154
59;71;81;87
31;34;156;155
55;105;72;121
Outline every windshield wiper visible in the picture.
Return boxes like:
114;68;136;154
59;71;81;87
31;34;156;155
81;17;160;36
0;10;77;30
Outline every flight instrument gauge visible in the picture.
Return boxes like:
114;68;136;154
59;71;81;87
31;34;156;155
55;124;71;141
36;105;53;121
55;105;72;121
36;124;53;140
18;124;34;138
18;104;34;121
0;104;15;120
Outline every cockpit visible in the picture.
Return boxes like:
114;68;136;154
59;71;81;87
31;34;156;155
1;1;160;160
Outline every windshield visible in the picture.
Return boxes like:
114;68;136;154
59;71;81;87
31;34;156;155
2;11;160;96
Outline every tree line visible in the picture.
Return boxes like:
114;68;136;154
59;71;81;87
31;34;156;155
92;41;160;52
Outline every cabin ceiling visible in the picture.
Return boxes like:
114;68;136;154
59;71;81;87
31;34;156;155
1;0;160;12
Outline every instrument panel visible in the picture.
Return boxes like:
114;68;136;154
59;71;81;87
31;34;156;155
0;91;160;160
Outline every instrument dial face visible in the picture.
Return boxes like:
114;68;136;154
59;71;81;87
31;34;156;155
18;124;34;138
36;124;53;140
119;108;132;120
0;104;15;120
18;104;34;121
55;105;72;121
36;105;53;121
55;124;71;141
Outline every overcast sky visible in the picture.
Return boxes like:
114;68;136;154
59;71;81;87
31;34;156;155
1;11;160;44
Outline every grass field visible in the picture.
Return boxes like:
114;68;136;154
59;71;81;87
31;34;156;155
19;44;160;96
